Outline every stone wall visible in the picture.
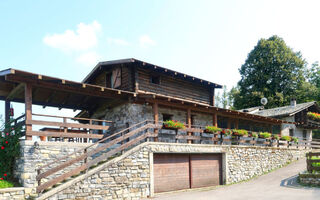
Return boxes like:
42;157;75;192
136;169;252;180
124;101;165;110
45;142;308;200
299;173;320;186
14;140;91;188
0;187;33;200
281;116;312;140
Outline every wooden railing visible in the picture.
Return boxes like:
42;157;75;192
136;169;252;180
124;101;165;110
26;113;113;142
306;152;320;172
35;119;320;194
36;120;160;193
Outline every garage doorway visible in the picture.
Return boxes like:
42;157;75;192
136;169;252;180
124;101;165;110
153;153;222;193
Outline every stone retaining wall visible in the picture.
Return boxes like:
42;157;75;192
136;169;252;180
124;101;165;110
44;142;308;200
0;187;33;200
299;173;320;186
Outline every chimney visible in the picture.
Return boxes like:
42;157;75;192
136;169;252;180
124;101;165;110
290;98;296;107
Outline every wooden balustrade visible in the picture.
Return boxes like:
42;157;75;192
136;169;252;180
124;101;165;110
306;152;320;173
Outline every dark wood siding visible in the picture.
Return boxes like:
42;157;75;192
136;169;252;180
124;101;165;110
89;65;134;91
138;69;211;105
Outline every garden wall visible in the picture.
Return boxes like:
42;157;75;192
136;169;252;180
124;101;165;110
0;187;33;200
29;142;308;200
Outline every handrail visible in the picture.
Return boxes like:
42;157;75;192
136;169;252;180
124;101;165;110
32;113;112;123
37;119;154;170
36;120;156;193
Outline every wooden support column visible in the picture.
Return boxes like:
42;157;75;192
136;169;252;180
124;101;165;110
5;100;10;124
227;119;231;129
235;119;239;129
25;83;32;140
187;108;192;144
153;102;159;142
213;113;218;145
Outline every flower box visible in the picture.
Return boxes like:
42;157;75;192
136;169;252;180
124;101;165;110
307;112;320;122
280;135;291;141
204;126;221;134
221;129;232;136
163;120;185;130
232;129;248;137
258;132;272;139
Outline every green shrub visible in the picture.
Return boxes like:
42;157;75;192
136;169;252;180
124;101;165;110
0;118;24;181
163;120;185;129
280;135;291;141
0;179;14;189
259;132;272;139
232;129;248;136
250;132;258;138
205;126;221;133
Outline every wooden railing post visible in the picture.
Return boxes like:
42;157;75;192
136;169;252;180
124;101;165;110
37;169;41;187
153;102;159;142
63;117;67;142
25;83;32;140
187;108;192;144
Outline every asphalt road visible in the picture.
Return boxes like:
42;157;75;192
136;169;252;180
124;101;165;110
150;158;320;200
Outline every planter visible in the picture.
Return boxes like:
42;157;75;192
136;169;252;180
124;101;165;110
162;126;180;131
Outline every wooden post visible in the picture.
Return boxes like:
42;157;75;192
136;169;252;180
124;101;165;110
63;117;67;142
5;100;10;124
153;102;159;142
227;119;231;129
213;113;218;145
25;83;32;140
187;108;192;144
235;119;239;129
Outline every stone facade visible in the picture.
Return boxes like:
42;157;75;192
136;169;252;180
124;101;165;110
40;142;308;200
299;173;320;186
0;187;33;200
14;140;91;188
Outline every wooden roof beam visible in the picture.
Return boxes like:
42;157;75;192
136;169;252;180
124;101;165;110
6;83;24;100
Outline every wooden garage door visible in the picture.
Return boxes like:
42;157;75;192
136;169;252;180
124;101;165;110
153;154;190;193
190;154;222;188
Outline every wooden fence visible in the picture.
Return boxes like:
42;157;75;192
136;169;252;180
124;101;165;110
306;152;320;173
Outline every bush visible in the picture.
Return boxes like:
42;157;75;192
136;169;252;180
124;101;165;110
250;132;258;138
205;126;222;133
0;119;24;181
259;132;272;139
280;135;291;141
163;120;185;129
0;179;14;189
232;129;248;136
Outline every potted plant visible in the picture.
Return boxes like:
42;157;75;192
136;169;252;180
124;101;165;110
272;134;280;140
258;132;272;139
221;129;232;136
291;136;299;143
280;135;291;141
249;132;258;138
204;126;222;134
232;129;248;137
163;120;185;130
307;112;320;122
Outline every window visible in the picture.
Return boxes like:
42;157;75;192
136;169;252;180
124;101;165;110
150;75;160;84
303;130;307;139
289;129;294;137
162;114;173;122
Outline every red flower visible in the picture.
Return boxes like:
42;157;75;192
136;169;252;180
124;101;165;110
3;174;7;177
1;146;4;150
5;141;8;144
0;178;3;180
6;133;9;136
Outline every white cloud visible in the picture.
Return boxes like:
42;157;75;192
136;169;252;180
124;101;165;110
107;38;129;46
139;35;156;48
43;21;101;51
76;52;101;67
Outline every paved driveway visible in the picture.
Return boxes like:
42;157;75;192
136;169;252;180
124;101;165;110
150;158;320;200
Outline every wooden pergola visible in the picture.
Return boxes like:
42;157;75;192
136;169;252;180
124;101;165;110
0;68;293;141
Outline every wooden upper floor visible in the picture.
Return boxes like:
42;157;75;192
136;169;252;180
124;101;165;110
82;58;222;106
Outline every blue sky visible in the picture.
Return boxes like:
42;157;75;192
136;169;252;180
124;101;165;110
1;0;320;119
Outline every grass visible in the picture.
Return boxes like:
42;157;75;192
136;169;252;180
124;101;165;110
0;180;14;189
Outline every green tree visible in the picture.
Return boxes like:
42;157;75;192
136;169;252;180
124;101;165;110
215;85;230;109
234;35;307;109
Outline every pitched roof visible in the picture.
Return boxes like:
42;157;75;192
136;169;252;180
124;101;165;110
82;58;223;89
250;101;317;117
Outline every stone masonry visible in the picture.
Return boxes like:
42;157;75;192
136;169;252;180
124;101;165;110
27;142;309;200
